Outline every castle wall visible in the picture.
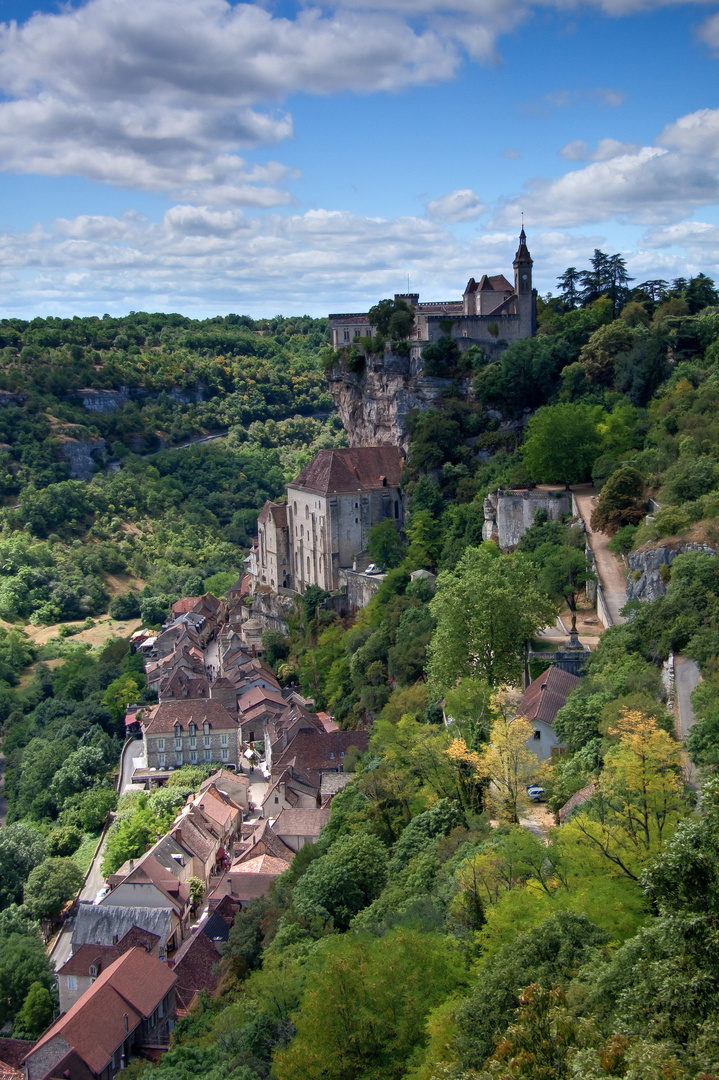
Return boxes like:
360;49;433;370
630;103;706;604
484;489;572;550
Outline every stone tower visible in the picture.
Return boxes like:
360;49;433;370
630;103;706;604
513;226;536;339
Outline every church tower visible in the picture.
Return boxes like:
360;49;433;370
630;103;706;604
513;226;536;338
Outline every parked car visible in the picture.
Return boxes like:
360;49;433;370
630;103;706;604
527;785;545;802
364;564;381;575
93;885;110;905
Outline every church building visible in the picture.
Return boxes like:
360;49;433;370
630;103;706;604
256;446;403;595
329;228;536;352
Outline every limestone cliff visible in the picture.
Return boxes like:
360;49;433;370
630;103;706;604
626;540;717;603
326;349;467;451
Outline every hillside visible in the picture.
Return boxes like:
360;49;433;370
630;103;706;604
4;265;719;1078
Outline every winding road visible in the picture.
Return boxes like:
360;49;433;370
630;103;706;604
573;486;628;626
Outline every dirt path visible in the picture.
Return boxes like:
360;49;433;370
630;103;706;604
573;486;628;626
24;613;142;648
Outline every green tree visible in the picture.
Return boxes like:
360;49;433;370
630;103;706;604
0;823;47;909
427;545;557;691
292;832;388;930
522;403;603;486
13;980;54;1038
273;928;464;1080
368;520;405;570
368;297;414;337
262;630;290;667
23;857;83;920
538;546;595;615
0;931;54;1027
590;466;645;535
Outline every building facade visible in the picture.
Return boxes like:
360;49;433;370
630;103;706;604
329;229;536;354
256;445;403;595
142;700;241;770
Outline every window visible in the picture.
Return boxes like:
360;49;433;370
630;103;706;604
204;735;211;748
90;964;98;979
354;502;359;509
221;734;228;746
176;751;183;766
175;736;182;749
157;738;165;751
174;724;181;738
355;517;358;524
307;556;310;574
221;749;229;761
305;505;309;519
203;721;210;735
190;750;197;763
275;796;279;804
249;731;254;742
68;975;77;991
189;723;196;737
343;330;350;341
189;737;196;749
340;751;344;757
158;753;165;767
330;752;335;759
394;500;399;519
204;750;211;762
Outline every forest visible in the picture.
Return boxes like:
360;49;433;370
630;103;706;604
3;258;719;1077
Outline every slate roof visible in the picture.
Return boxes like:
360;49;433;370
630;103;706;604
0;1040;35;1075
236;818;295;864
26;950;176;1078
142;699;238;734
518;666;580;727
72;905;173;951
289;446;403;495
238;685;287;714
476;273;514;292
172;929;221;1011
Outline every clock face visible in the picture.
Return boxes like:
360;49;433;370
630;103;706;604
522;273;528;281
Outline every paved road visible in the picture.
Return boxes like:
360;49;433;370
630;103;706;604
121;738;145;792
574;488;628;626
50;829;112;971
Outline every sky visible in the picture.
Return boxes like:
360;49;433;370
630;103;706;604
0;0;718;317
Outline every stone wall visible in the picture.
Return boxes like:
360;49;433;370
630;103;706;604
248;589;295;636
483;488;572;550
338;569;382;614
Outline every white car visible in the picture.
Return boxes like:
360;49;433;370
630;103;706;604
527;785;545;802
364;563;380;575
93;885;110;905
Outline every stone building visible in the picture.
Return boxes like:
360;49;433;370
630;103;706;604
142;700;241;770
329;229;536;354
256;445;403;595
483;487;573;550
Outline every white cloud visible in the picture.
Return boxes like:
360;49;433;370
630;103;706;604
499;105;719;227
425;189;486;222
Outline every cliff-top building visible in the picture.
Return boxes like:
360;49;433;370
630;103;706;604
329;228;536;352
256;445;403;594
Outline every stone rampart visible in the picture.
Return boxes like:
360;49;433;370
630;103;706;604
483;488;572;550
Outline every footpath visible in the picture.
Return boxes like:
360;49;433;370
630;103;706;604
573;486;628;626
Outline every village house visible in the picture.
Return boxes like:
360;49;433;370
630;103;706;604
22;949;177;1080
518;666;579;760
71;906;174;961
170;928;222;1013
256;445;404;595
57;927;161;1013
142;699;241;770
329;229;536;354
99;856;193;952
272;807;332;851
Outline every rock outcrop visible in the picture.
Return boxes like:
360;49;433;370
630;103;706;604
58;436;106;480
626;541;717;603
326;350;465;451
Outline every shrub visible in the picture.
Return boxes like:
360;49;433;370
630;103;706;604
653;506;691;536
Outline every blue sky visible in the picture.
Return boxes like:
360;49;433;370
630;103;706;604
0;0;718;317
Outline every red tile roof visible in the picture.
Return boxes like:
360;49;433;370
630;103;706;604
273;729;368;774
518;666;580;727
142;699;238;734
272;807;331;838
26;949;176;1077
171;929;221;1011
58;927;160;977
289;447;402;495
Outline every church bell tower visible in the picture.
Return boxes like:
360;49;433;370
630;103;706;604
513;225;536;337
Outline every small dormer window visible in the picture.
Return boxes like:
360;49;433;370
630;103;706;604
90;964;98;979
174;723;181;737
203;721;210;735
189;722;196;736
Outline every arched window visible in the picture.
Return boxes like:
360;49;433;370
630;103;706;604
307;556;310;575
305;505;309;519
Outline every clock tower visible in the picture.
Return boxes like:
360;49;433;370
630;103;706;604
513;226;536;338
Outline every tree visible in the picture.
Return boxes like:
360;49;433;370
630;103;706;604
368;520;405;570
261;630;290;667
448;703;540;823
579;321;638;385
189;876;204;909
590;466;645;535
23;857;83;920
273;928;464;1080
13;980;54;1038
538;547;595;615
561;711;686;881
0;931;54;1026
302;584;329;622
292;833;388;930
521;403;603;486
0;823;47;909
108;591;141;619
556;267;581;309
427;545;557;691
368;297;414;338
140;593;173;627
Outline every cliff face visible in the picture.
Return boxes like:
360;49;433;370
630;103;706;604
627;541;717;603
327;351;465;451
58;437;106;480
